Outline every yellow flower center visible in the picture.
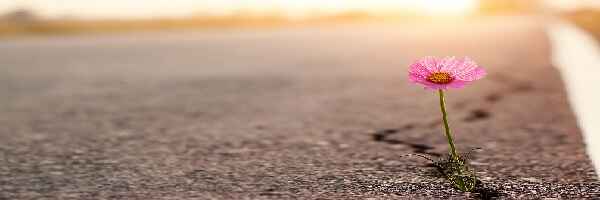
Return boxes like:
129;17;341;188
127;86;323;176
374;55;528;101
427;72;453;84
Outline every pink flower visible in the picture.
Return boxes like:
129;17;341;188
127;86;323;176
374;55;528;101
408;56;486;90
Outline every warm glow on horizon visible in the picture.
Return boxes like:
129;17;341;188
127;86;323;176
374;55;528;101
417;0;477;15
0;0;479;19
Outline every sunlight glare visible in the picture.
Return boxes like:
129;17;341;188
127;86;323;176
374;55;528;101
417;0;478;15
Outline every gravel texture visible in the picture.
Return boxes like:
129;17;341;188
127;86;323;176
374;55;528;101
0;16;598;199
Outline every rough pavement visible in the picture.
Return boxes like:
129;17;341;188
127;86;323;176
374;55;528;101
0;17;598;199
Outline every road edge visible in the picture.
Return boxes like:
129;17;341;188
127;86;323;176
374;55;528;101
547;19;600;176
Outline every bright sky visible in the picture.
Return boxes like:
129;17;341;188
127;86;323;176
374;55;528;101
2;0;599;19
0;0;482;19
544;0;600;10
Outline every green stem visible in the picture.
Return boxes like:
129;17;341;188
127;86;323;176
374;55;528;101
438;89;459;161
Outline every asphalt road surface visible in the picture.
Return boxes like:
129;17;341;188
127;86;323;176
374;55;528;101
0;16;598;199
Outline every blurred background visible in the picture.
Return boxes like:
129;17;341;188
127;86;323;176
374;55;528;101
1;1;600;198
0;0;599;40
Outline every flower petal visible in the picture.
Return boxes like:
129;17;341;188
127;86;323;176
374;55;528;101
411;78;449;90
408;57;442;83
413;56;441;72
449;57;487;81
438;56;462;73
447;80;468;89
408;56;486;90
409;67;430;82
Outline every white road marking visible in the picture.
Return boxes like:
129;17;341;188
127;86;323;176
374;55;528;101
548;19;600;175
